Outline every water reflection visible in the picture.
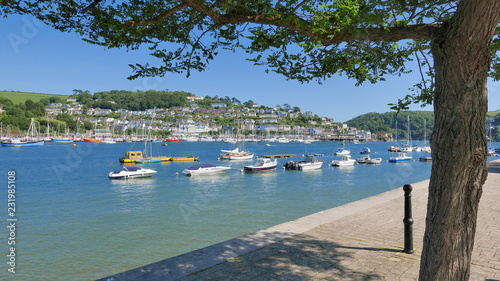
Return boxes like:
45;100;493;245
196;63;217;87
109;177;157;195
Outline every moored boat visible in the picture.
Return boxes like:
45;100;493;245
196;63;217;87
296;154;323;170
360;147;371;154
170;156;200;161
51;137;74;143
331;155;356;166
183;163;231;175
334;148;350;155
366;157;382;164
388;145;401;152
419;153;432;162
119;151;171;164
108;165;157;179
244;158;278;172
1;139;45;147
356;155;372;164
83;138;102;143
389;153;412;162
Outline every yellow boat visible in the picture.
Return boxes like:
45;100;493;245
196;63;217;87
119;151;171;164
170;156;200;162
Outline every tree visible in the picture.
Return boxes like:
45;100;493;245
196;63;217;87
2;1;499;279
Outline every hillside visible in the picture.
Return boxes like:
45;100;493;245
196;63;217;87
0;91;67;104
347;111;435;140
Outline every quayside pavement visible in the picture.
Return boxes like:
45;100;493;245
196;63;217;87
99;160;500;281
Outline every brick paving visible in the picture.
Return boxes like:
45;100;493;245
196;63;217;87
100;160;500;281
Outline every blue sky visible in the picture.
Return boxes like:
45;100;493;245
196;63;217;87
2;14;499;122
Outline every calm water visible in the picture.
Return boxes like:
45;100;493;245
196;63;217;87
1;140;498;280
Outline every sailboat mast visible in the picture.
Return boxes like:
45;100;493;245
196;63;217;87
407;115;410;147
236;110;240;150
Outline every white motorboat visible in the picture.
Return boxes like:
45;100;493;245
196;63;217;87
331;155;356;166
366;158;382;164
389;153;412;162
108;165;157;179
102;137;117;144
182;163;231;175
297;154;324;170
276;137;290;143
356;155;372;164
334;148;350;155
360;147;371;154
244;158;278;172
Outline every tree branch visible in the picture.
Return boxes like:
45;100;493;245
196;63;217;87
122;2;189;27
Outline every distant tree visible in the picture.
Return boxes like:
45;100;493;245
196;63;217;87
293;107;301;113
232;98;241;105
243;100;255;108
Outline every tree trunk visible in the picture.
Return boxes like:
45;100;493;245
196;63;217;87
419;0;500;280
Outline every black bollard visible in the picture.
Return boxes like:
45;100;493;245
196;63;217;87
403;184;414;254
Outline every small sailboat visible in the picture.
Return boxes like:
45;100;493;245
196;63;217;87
220;110;254;161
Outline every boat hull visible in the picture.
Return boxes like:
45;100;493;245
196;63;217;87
389;158;412;162
298;162;323;170
331;160;356;166
108;167;157;179
83;139;102;143
183;167;231;175
1;140;45;147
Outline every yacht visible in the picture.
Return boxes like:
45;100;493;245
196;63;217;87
182;164;231;175
108;165;157;179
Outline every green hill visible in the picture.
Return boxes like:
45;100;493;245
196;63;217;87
0;91;67;104
347;111;435;140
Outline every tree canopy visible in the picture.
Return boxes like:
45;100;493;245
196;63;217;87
2;1;498;110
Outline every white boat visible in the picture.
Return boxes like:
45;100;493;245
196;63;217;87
366;158;382;164
182;163;231;175
331;155;356;166
102;138;116;144
356;155;372;164
400;145;413;152
360;147;371;154
220;110;254;161
389;153;412;162
244;158;278;172
108;165;157;179
276;137;290;143
297;154;323;170
334;148;350;155
223;137;237;143
228;152;254;160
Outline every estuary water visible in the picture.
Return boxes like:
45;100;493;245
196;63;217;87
1;140;498;280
